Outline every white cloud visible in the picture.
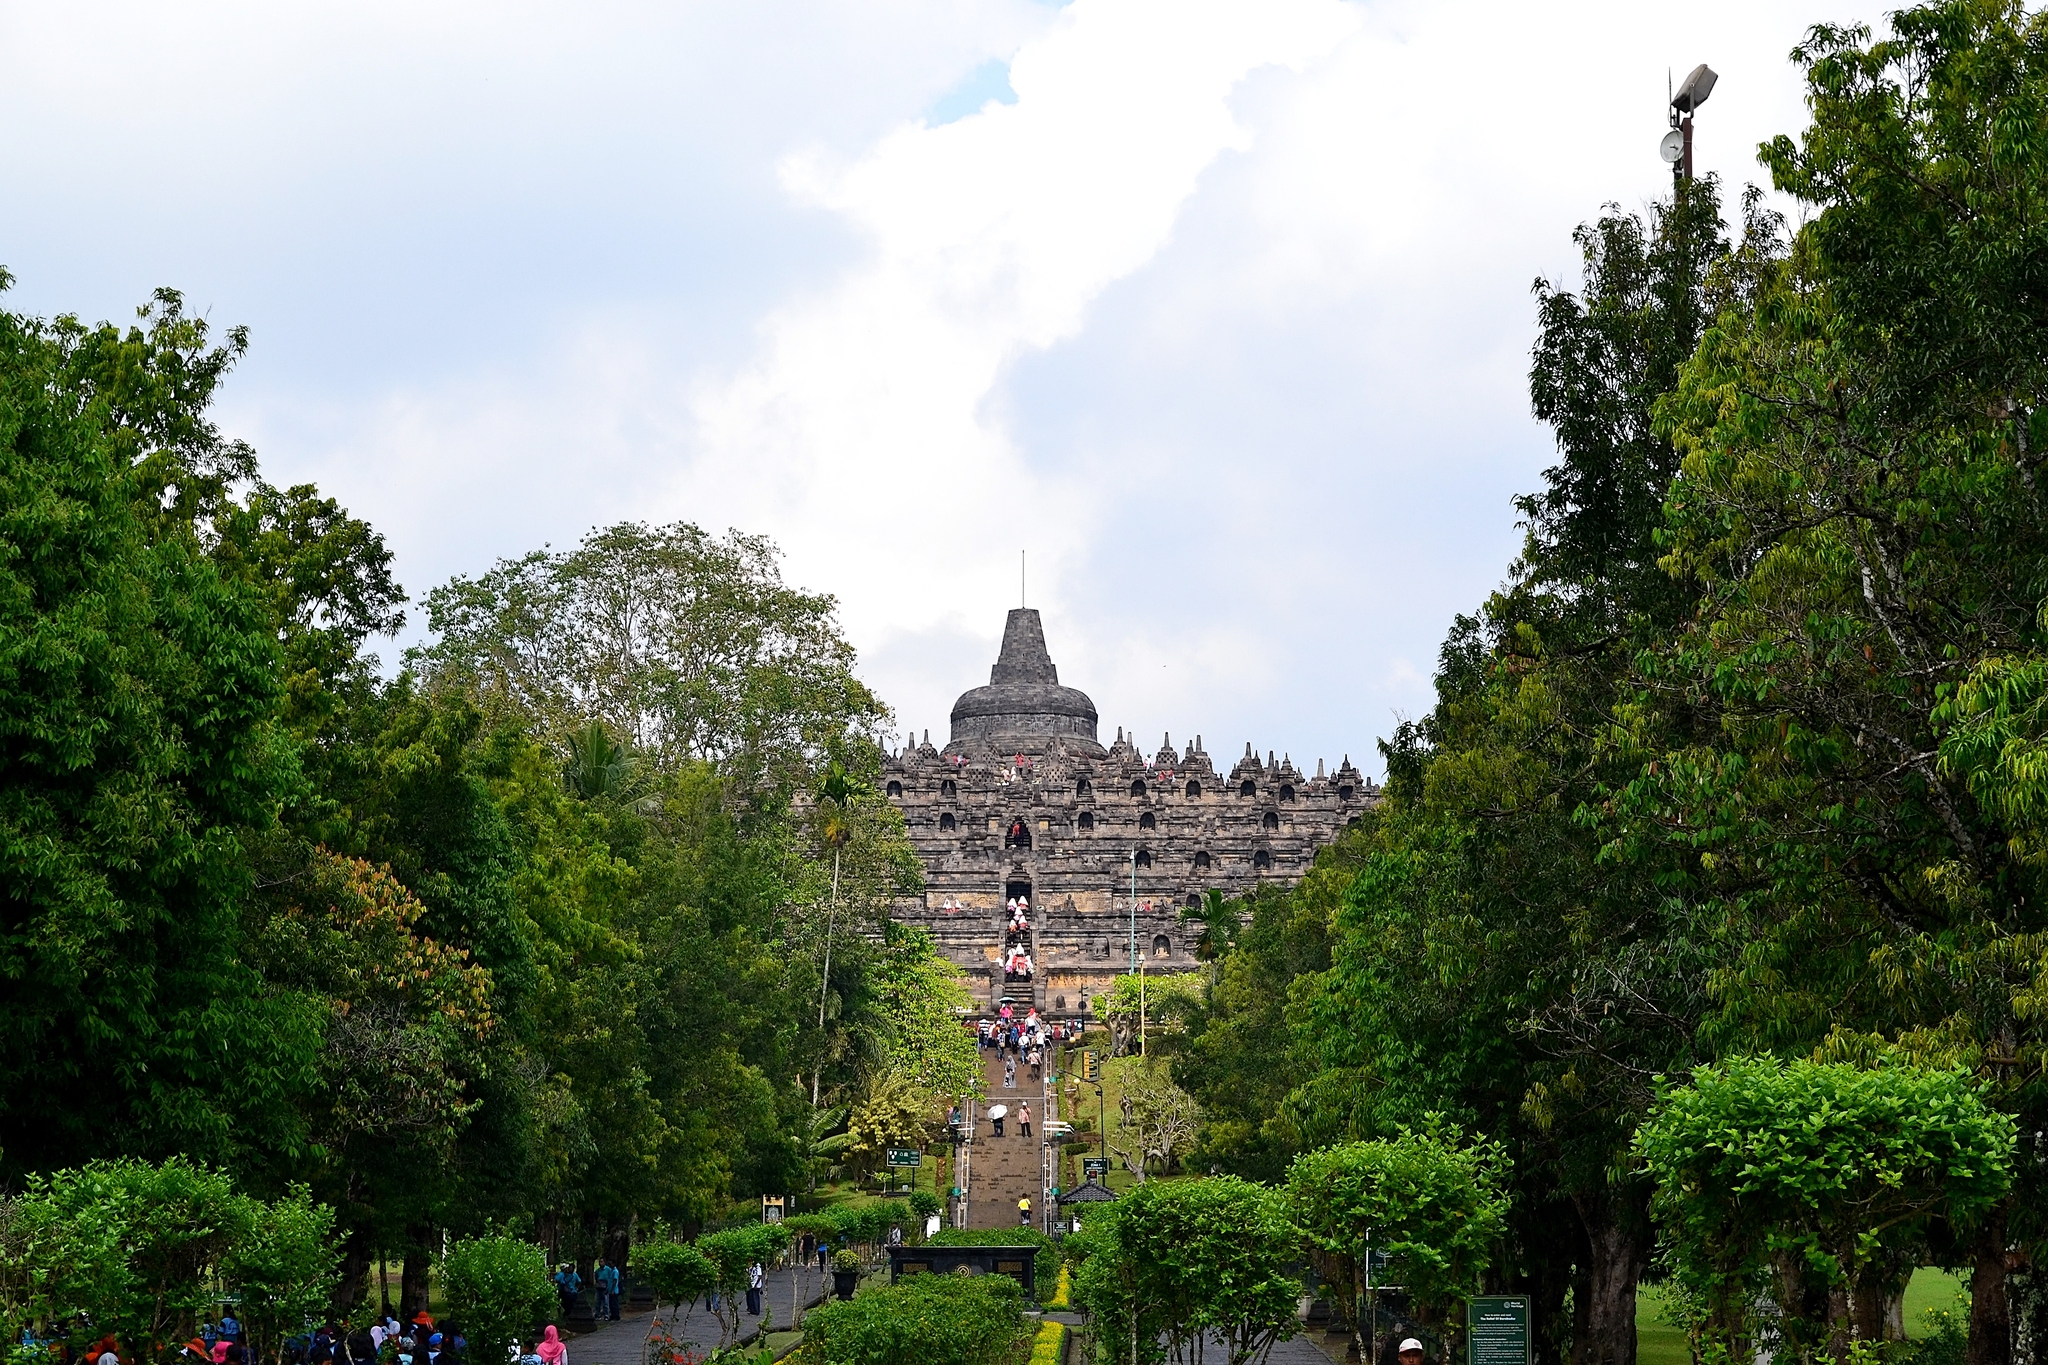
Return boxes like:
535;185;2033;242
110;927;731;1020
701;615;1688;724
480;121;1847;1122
678;0;1358;737
0;0;1898;774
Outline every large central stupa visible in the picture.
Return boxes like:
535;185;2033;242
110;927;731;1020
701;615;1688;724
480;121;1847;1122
879;609;1375;1016
946;609;1104;757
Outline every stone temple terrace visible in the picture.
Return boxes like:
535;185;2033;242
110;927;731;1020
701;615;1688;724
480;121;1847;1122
879;608;1377;1017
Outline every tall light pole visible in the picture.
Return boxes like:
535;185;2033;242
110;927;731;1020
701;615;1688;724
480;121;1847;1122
1663;63;1718;185
1127;848;1138;972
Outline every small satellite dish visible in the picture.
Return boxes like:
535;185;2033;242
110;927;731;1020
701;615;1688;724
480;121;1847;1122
1660;129;1685;163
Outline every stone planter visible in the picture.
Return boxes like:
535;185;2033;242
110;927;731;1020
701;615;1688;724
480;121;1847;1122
832;1269;860;1300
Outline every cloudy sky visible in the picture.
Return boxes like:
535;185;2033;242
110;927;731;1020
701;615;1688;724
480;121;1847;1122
0;0;1887;775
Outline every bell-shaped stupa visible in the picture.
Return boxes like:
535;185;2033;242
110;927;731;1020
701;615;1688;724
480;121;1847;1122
946;608;1103;757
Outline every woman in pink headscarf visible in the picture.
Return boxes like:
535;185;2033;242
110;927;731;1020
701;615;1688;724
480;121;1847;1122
535;1326;567;1365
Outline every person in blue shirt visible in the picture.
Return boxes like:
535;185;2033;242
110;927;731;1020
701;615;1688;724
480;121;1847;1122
594;1262;621;1321
552;1264;582;1319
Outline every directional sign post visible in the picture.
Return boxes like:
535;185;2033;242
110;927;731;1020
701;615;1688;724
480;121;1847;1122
1469;1296;1531;1365
885;1148;922;1194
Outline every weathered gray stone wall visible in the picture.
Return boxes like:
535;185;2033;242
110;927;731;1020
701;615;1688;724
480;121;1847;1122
881;730;1375;1015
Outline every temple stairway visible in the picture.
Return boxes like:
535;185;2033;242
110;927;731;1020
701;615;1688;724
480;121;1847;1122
965;1040;1047;1231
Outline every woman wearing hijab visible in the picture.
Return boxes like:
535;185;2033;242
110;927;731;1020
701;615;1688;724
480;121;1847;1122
535;1327;566;1365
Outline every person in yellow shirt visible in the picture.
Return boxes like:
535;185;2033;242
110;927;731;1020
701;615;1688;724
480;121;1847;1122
1017;1195;1032;1226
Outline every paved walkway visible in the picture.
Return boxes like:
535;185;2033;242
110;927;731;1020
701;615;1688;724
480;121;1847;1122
563;1262;829;1363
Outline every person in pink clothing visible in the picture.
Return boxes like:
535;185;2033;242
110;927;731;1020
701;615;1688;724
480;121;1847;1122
536;1326;567;1365
1018;1102;1032;1138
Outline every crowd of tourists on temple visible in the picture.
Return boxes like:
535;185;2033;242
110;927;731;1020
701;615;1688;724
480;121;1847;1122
977;1006;1062;1080
1002;896;1035;980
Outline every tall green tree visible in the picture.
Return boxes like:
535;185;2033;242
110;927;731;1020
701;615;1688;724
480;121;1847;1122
411;521;890;792
1253;181;1743;1365
1633;11;2048;1362
0;280;312;1179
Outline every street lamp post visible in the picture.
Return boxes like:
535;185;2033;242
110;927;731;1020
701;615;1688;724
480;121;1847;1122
1663;63;1718;184
1128;848;1138;972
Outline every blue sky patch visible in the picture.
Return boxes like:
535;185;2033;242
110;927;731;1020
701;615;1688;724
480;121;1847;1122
926;59;1017;125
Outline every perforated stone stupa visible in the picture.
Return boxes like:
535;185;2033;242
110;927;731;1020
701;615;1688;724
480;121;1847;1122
881;609;1377;1017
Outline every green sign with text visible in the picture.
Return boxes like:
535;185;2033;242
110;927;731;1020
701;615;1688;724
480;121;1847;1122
1468;1296;1531;1365
886;1148;922;1167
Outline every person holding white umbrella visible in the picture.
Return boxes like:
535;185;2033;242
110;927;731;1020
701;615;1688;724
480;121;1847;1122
988;1103;1007;1137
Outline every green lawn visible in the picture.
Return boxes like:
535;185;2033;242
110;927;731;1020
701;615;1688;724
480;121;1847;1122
1637;1269;1966;1365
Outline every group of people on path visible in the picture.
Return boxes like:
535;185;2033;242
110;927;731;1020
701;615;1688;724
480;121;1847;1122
551;1262;623;1323
43;1279;626;1365
979;1005;1057;1086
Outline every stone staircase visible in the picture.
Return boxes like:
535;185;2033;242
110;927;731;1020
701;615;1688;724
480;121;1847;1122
966;1041;1047;1230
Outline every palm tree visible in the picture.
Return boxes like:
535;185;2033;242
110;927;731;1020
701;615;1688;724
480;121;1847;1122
794;1104;855;1193
1178;888;1239;980
562;719;653;805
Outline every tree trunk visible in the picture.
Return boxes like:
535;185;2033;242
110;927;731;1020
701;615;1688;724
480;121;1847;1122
335;1224;373;1317
1973;1206;2013;1365
401;1229;435;1319
1527;1243;1575;1365
1571;1189;1649;1365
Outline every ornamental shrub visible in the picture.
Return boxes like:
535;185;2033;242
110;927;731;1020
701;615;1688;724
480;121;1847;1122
10;1157;243;1352
1025;1321;1065;1365
1285;1118;1510;1364
694;1224;791;1349
796;1271;1025;1365
1073;1178;1294;1365
629;1240;715;1310
3;1157;336;1363
221;1184;341;1365
1636;1057;2013;1365
438;1235;555;1365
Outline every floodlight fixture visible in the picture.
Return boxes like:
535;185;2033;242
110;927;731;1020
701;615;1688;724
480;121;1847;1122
1672;63;1717;114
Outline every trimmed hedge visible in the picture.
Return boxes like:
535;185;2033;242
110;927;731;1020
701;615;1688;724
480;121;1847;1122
795;1271;1025;1365
1027;1320;1065;1365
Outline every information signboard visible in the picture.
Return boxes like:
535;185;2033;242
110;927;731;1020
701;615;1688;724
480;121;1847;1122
1468;1296;1531;1365
886;1148;923;1168
1082;1157;1110;1179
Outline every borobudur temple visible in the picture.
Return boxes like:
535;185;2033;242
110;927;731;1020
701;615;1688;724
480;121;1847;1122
880;608;1377;1017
